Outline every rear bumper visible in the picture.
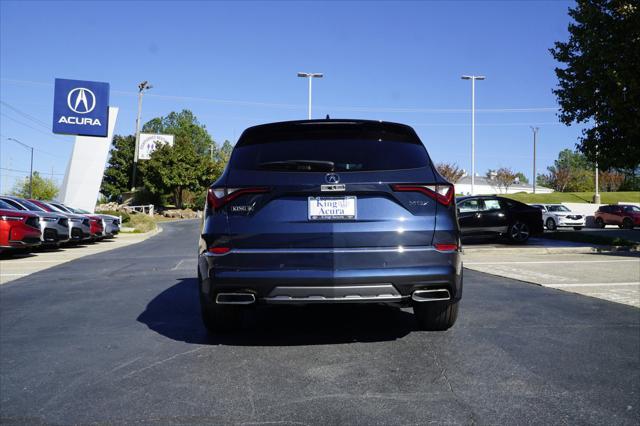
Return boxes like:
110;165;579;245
199;246;463;305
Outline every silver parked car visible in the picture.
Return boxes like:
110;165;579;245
0;196;70;245
531;204;585;230
66;207;121;238
27;199;92;242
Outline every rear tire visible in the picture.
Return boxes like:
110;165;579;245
413;301;458;331
546;218;557;231
200;293;243;333
596;217;605;229
622;218;634;229
573;227;583;231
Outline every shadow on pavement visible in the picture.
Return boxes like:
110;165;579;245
137;277;417;346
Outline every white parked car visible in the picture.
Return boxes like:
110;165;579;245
531;204;585;231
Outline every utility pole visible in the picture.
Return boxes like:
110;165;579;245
7;137;34;198
461;75;485;195
131;81;153;191
594;144;600;204
530;127;539;194
297;72;323;119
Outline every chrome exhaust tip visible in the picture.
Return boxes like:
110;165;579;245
412;289;451;302
215;293;256;305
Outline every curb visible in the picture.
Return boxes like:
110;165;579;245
463;245;638;255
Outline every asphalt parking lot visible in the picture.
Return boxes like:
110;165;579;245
1;219;638;424
0;231;158;285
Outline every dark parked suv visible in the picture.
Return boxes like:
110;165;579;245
198;119;462;332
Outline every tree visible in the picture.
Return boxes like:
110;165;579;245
11;172;58;199
550;0;640;170
142;110;213;156
599;170;625;191
101;135;137;200
494;168;517;193
141;110;222;208
539;149;595;191
435;162;465;183
514;172;529;185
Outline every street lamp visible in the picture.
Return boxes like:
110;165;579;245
530;127;539;194
297;72;323;119
7;137;34;198
461;75;485;195
131;80;153;191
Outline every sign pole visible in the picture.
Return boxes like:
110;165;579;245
131;81;152;191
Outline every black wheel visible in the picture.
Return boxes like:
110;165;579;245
622;218;634;229
573;227;583;231
413;301;458;331
198;272;244;333
508;221;531;243
546;218;557;231
595;217;605;229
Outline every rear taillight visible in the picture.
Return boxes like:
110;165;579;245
208;246;231;255
434;243;458;252
207;187;269;211
391;184;454;206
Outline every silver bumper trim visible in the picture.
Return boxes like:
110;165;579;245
205;246;436;257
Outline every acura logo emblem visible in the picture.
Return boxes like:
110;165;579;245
325;173;340;184
67;88;96;114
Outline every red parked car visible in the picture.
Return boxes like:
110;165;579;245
0;203;42;252
594;204;640;229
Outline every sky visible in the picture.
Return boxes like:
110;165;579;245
0;0;584;194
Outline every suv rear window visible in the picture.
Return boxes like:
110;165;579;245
230;139;429;172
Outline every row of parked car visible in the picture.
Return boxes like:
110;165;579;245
456;196;639;243
0;196;121;254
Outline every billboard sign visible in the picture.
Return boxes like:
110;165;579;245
52;78;110;137
138;133;175;160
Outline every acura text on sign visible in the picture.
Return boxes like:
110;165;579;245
52;78;110;137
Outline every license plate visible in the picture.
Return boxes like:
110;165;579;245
308;196;357;220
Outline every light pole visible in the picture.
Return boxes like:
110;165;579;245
7;137;34;198
594;144;600;204
297;72;323;119
461;75;485;195
131;80;153;191
530;127;539;194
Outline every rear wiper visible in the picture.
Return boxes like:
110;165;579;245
258;160;335;171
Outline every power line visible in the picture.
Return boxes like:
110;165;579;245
1;77;560;114
0;101;50;129
0;167;64;175
0;112;54;137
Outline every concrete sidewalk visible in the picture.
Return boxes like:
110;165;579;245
463;250;640;308
0;229;160;285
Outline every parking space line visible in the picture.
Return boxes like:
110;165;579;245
465;260;639;265
546;282;639;288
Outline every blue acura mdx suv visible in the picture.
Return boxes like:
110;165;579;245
198;119;462;331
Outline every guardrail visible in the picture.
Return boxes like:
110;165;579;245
122;204;154;216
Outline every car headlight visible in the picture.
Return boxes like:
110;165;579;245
42;217;58;222
70;218;83;222
1;215;24;221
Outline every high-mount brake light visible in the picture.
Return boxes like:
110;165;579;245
391;184;454;206
207;187;269;210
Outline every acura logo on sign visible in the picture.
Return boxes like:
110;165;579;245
67;88;96;114
325;173;340;184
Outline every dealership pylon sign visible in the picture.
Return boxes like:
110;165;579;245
52;78;110;137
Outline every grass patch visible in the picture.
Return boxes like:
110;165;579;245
126;214;157;233
502;191;639;204
541;231;636;247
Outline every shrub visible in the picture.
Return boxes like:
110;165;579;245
128;213;156;232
